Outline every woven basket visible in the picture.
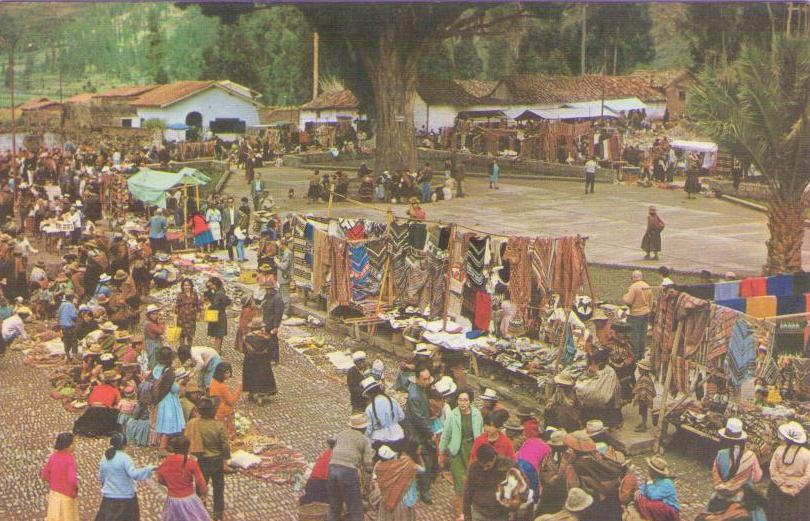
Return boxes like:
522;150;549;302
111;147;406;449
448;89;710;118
297;502;328;521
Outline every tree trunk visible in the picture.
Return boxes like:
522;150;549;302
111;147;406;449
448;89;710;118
764;197;805;274
364;32;419;173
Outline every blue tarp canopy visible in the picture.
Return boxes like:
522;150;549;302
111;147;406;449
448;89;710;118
166;123;189;130
126;167;209;208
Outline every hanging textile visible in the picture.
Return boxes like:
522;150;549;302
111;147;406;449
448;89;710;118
465;236;489;288
651;289;680;373
311;229;329;295
767;274;793;297
427;253;448;316
408;222;428;251
328;237;352;311
366;239;389;274
390;223;409;259
530;237;555;308
739;277;767;297
717;299;746;313
349;244;379;302
552;236;586;308
504;237;532;322
474;290;492;331
746;296;777;318
293;218;313;289
699;304;739;368
675;292;711;359
713;281;740;301
725;319;756;387
793;272;810;295
561;321;576;365
402;258;430;307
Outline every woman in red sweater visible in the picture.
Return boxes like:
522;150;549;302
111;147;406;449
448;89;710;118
469;409;515;464
41;432;79;521
156;435;210;521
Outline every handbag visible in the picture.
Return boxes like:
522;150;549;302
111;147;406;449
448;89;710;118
166;319;181;343
204;307;219;323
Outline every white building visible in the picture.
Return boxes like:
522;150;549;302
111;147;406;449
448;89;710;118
298;90;361;131
414;79;503;133
131;80;262;141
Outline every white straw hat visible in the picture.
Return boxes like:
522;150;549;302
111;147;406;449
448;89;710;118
778;421;807;445
718;418;748;441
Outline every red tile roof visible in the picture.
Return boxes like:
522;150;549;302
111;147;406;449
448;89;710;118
417;78;501;106
130;81;213;108
64;92;95;105
300;90;359;110
629;69;695;89
94;85;157;99
19;97;61;111
259;106;299;125
495;74;666;105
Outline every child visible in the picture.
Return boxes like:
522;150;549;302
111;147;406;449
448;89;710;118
633;358;656;432
40;432;79;521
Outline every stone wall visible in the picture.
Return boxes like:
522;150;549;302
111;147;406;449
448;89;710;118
289;148;615;182
707;179;770;202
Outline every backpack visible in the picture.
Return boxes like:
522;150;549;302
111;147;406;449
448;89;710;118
137;369;169;406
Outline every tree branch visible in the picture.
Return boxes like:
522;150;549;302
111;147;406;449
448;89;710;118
438;11;537;39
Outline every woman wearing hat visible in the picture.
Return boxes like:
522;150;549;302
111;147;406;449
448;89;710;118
142;304;165;371
242;318;278;404
635;456;680;521
564;430;624;521
374;443;425;521
544;373;582;433
537;429;570;515
641;206;665;260
405;198;425;221
175;278;201;350
536;487;594;521
702;418;765;521
439;387;483;521
363;376;405;452
767;421;810;521
72;370;122;437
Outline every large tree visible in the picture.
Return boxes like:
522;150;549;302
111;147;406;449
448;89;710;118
690;37;810;274
299;4;530;172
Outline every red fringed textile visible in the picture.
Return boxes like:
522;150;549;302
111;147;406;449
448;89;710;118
328;237;352;311
505;237;533;321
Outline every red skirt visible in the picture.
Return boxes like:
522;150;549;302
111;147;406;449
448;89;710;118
637;495;680;521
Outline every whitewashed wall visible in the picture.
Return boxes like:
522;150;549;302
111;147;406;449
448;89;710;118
298;108;360;131
136;87;260;140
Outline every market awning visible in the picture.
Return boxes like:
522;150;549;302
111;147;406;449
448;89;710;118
565;97;647;113
457;110;506;120
670;140;718;153
126;167;209;208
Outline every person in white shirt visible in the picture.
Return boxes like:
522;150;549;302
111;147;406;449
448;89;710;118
658;266;674;287
584;157;598;194
0;306;31;354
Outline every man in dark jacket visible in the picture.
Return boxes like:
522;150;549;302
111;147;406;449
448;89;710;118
464;443;514;521
406;366;437;503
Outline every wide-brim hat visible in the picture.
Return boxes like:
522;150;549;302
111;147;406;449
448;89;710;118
102;370;121;382
565;431;596;452
565;487;594;512
554;373;575;387
646;456;674;478
258;264;272;273
504;417;524;432
115;331;132;342
96;295;110;305
100;321;118;332
98;274;112;283
145;304;161;315
718;418;748;441
408;197;419;204
548;429;567;447
414;344;432;357
778;421;807;445
174;367;190;380
637;358;653;372
433;376;457;398
377;445;397;461
86;343;104;354
113;270;128;281
481;388;498;401
349;413;369;430
585;420;607;437
35;260;46;268
360;376;381;396
351;351;367;362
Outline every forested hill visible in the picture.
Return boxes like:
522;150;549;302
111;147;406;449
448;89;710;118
0;2;784;109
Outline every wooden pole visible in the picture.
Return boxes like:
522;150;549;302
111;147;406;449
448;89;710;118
373;208;395;317
312;31;320;101
554;307;573;373
654;320;684;453
327;187;334;218
183;186;189;249
442;224;457;331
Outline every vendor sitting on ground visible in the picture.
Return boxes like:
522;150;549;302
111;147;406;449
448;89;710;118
575;348;622;430
634;456;680;521
73;369;122;437
0;305;31;354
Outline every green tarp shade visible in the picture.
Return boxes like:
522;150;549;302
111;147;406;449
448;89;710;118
126;167;209;209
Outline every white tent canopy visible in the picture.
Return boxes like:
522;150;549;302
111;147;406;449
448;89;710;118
670;140;718;153
564;97;647;114
519;106;620;121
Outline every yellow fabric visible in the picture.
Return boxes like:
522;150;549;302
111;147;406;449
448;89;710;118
745;296;777;318
46;490;79;521
203;308;219;322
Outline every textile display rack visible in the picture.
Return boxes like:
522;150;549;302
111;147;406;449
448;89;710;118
647;283;810;461
290;191;603;393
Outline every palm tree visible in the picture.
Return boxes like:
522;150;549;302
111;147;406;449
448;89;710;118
690;36;810;275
